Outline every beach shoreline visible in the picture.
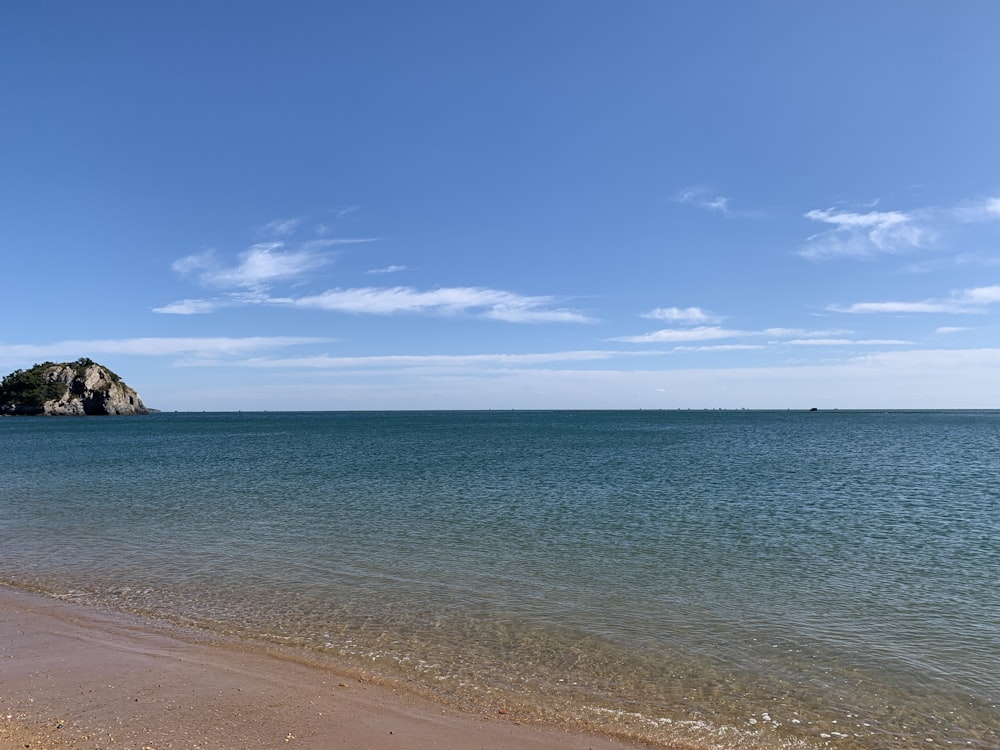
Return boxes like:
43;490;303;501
0;584;645;750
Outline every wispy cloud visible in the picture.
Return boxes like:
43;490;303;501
785;338;912;346
642;306;720;324
160;218;584;323
674;186;733;216
282;286;592;323
234;349;662;370
301;238;377;250
800;195;1000;261
172;244;331;290
828;284;1000;314
800;207;930;260
172;210;379;294
614;326;742;344
151;298;228;315
760;327;849;338
157;285;591;323
614;325;852;345
952;196;1000;223
672;344;766;352
961;284;1000;304
256;217;303;238
828;300;958;314
0;337;329;361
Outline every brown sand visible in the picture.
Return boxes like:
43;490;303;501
0;585;644;750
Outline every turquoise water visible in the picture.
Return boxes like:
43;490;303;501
1;411;997;749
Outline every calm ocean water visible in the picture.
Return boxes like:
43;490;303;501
1;410;997;749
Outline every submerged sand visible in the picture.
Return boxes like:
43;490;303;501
0;585;642;750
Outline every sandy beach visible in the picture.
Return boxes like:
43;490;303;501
0;585;643;750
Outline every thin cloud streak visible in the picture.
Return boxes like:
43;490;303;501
152;298;227;315
671;344;766;352
831;301;966;314
0;337;330;361
155;285;592;323
614;326;742;343
828;284;1000;314
234;349;665;370
274;286;592;323
785;338;912;346
614;325;853;344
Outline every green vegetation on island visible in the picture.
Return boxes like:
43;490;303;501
0;358;147;416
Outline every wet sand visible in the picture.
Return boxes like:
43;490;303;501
0;585;644;750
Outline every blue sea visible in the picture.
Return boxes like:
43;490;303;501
1;410;997;749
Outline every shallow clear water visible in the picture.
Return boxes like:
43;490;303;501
2;410;997;748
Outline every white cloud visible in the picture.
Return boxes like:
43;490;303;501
163;222;582;323
198;244;329;289
170;235;373;292
484;306;591;324
616;325;853;345
958;284;1000;304
953;196;1000;223
800;207;929;260
828;284;1000;315
935;326;970;334
282;286;592;323
800;195;1000;262
156;283;591;323
805;208;910;230
642;306;720;323
614;326;742;343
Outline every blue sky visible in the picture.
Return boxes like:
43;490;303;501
3;2;1000;410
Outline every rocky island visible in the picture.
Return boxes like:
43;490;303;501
0;358;149;416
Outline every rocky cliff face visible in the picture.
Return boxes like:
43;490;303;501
0;360;150;416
